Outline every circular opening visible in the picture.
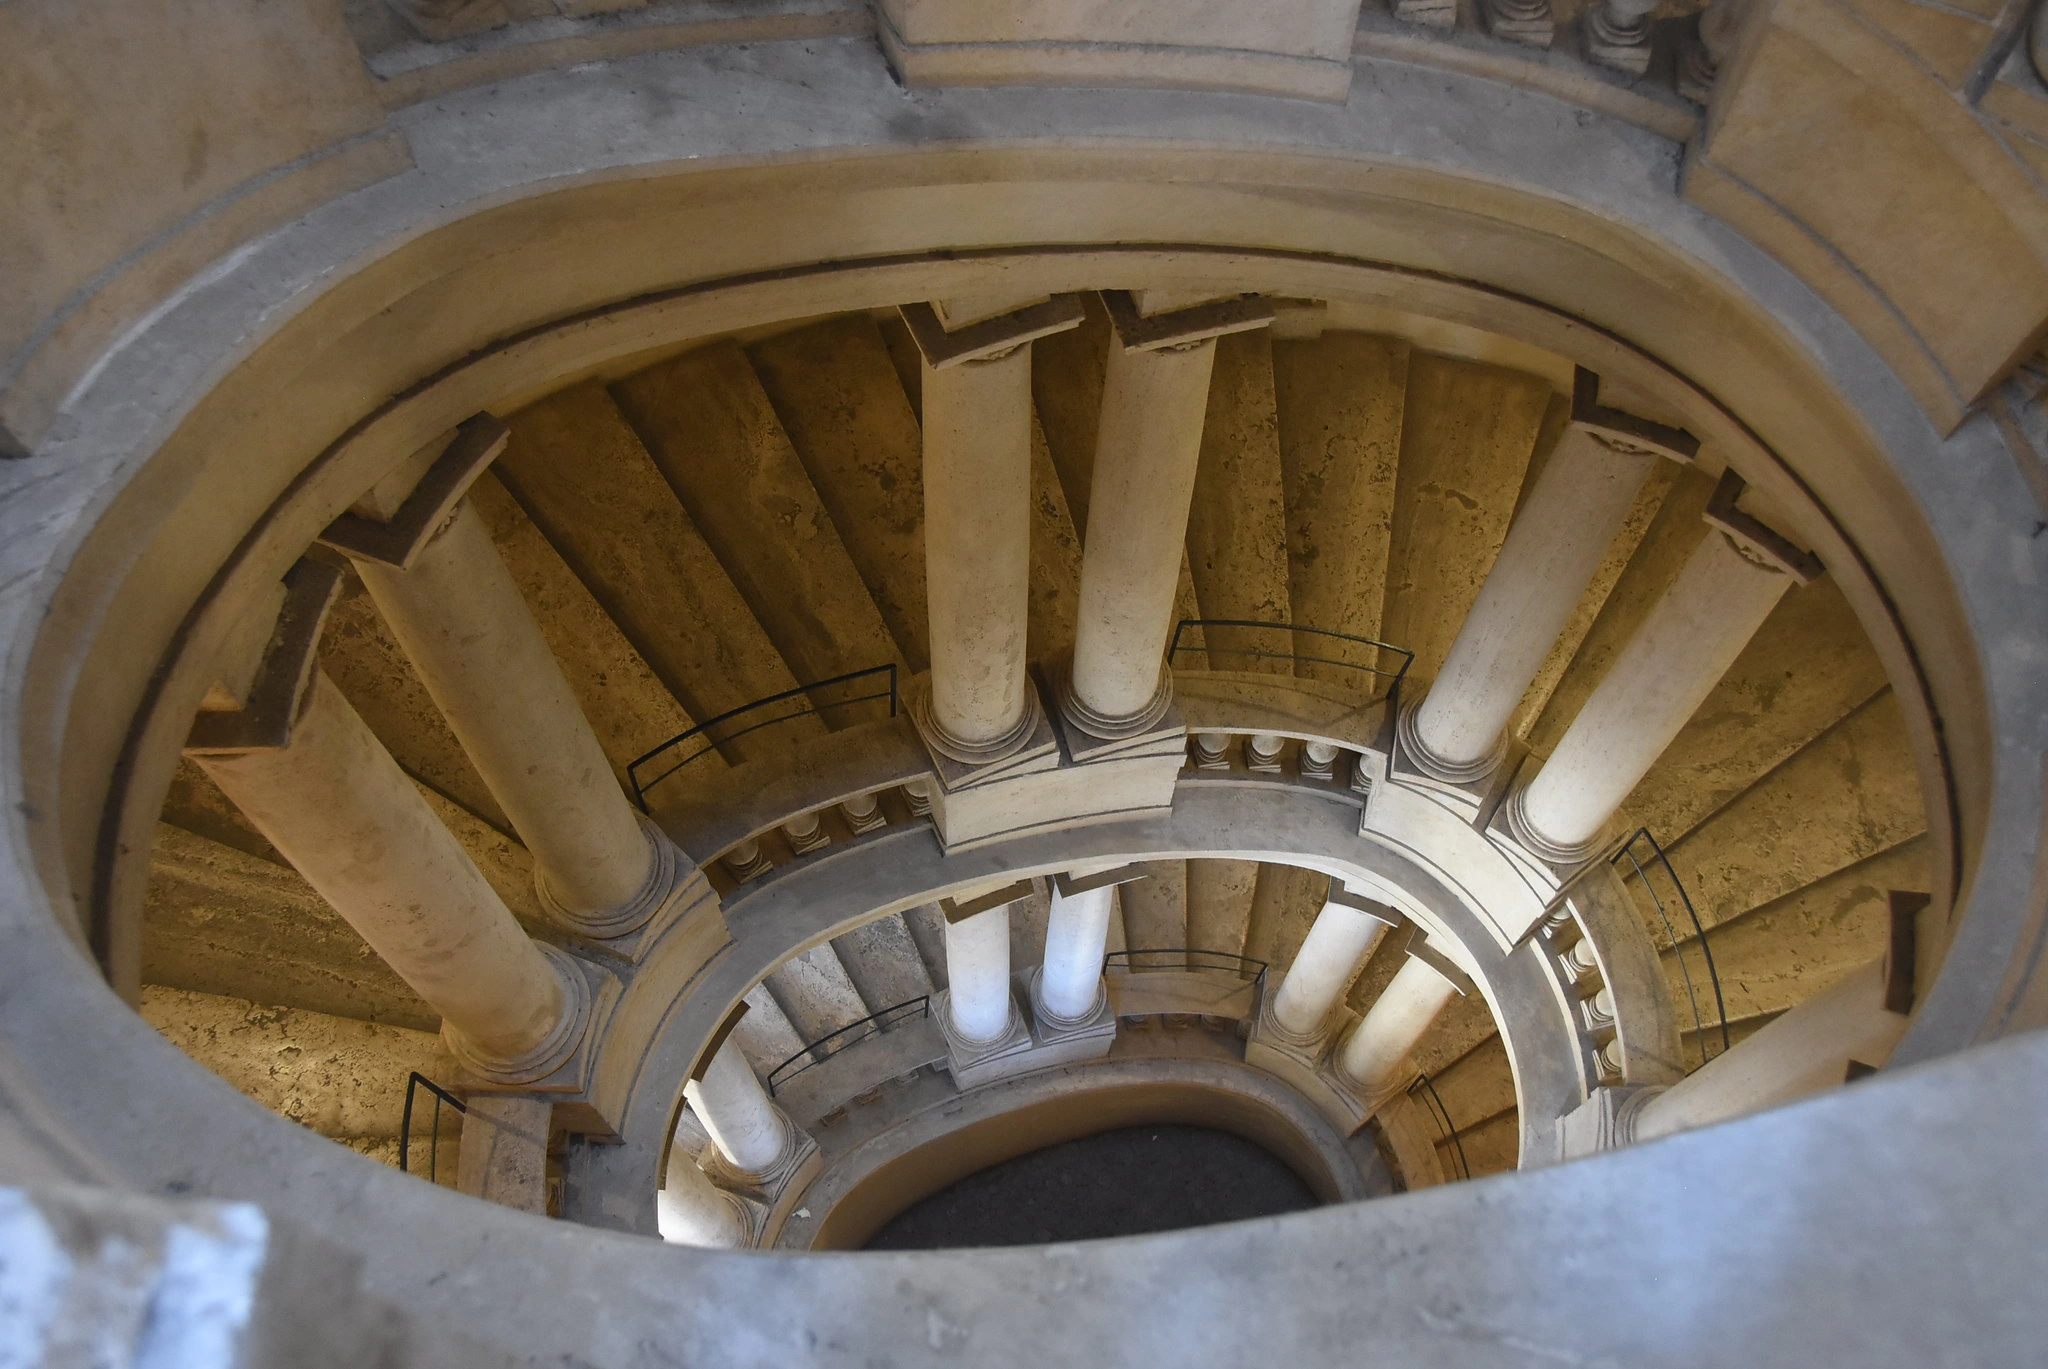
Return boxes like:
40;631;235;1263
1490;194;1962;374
862;1123;1320;1249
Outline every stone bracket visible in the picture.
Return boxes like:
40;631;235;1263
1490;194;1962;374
1324;883;1402;928
898;295;1088;369
1703;469;1826;582
1099;289;1277;352
1051;864;1151;898
688;1001;752;1084
1572;367;1699;462
317;413;508;570
183;558;343;754
1398;923;1477;997
933;986;1037;1088
941;878;1038;924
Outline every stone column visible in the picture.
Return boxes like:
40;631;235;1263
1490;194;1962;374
1059;291;1272;742
901;295;1083;767
683;1038;797;1178
1035;866;1147;1024
194;670;585;1083
1403;425;1659;782
656;1145;748;1248
1335;956;1464;1105
1508;529;1794;860
1269;886;1399;1039
943;895;1017;1044
350;497;672;938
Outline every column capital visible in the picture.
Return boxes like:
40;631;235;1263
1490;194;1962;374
183;558;342;754
1570;367;1700;463
317;412;507;570
898;294;1087;368
1703;469;1826;582
1100;288;1275;352
940;878;1036;923
1398;924;1476;997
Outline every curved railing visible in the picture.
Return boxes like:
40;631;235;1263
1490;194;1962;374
1167;619;1413;710
1613;828;1730;1066
1408;1072;1470;1182
1104;947;1269;988
398;1071;466;1184
628;664;899;811
766;996;931;1097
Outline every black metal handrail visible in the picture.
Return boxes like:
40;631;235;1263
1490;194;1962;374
1408;1072;1470;1181
627;663;899;810
1167;619;1414;707
399;1071;467;1184
766;995;931;1096
1613;827;1731;1064
1102;947;1270;993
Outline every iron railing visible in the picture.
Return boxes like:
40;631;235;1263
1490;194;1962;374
1166;619;1414;710
1613;827;1731;1066
1408;1072;1471;1181
765;995;931;1096
398;1071;467;1184
1102;948;1269;992
627;663;898;810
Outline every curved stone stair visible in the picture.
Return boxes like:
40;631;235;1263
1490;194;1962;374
141;303;1928;1193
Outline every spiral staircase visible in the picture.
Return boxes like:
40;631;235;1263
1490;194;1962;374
5;0;2047;1363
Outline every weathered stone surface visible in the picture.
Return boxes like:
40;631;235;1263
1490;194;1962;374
1118;859;1189;957
497;384;815;760
1426;1031;1516;1133
1186;330;1292;672
832;913;934;1014
162;758;280;866
1010;878;1053;974
1031;291;1112;529
1526;463;1717;756
410;781;547;931
752;316;932;672
319;575;508;832
1274;332;1408;685
1244;862;1327;976
766;944;871;1045
733;983;807;1075
613;342;903;692
1446;1107;1520;1177
467;471;695;790
1027;412;1084;664
1380;353;1548;684
140;985;444;1143
1621;575;1898;844
1411;989;1503;1079
1187;858;1260;958
144;824;434;1031
1663;689;1927;934
901;903;951;992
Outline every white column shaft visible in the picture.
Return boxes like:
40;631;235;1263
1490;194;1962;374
194;671;566;1064
1039;883;1117;1021
1517;531;1792;852
922;350;1034;751
1336;958;1461;1099
1270;901;1392;1038
1634;957;1906;1142
355;499;653;916
683;1039;792;1175
1414;428;1654;771
657;1148;746;1248
1068;340;1217;725
943;905;1014;1043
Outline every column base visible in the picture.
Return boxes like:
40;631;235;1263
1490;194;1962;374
443;941;602;1087
1583;6;1653;73
536;815;727;961
909;673;1060;783
1552;1084;1665;1163
1026;968;1118;1064
934;986;1037;1089
1390;695;1525;832
1242;982;1394;1134
1395;691;1509;787
1052;662;1175;759
1501;780;1607;867
700;1126;824;1246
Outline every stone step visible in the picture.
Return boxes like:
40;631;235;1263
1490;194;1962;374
495;382;813;766
1187;858;1260;960
1380;353;1551;687
732;983;808;1075
1273;331;1408;687
750;315;932;672
1187;329;1292;673
611;342;904;696
765;943;872;1046
1243;862;1328;979
899;903;950;992
144;822;435;1031
1119;860;1191;962
830;912;934;1014
1027;411;1085;664
466;470;695;793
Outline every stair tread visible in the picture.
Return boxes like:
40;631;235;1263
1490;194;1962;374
612;342;904;693
1009;880;1052;974
1186;858;1260;960
749;316;932;673
900;903;950;993
734;983;807;1074
766;944;872;1045
144;822;435;1032
832;912;934;1013
1187;330;1293;674
1244;862;1327;976
1028;412;1084;664
1274;332;1408;686
467;471;695;790
1381;353;1551;685
1119;860;1191;961
1030;294;1111;531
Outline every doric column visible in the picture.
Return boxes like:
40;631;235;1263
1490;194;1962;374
322;417;687;942
1334;935;1473;1106
1035;865;1148;1025
656;1145;749;1248
1403;372;1694;783
187;565;586;1083
1058;291;1273;742
942;886;1022;1044
1509;472;1821;861
900;295;1085;766
683;1036;799;1179
1268;884;1399;1040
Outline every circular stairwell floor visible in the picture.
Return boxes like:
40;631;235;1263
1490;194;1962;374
861;1123;1320;1250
